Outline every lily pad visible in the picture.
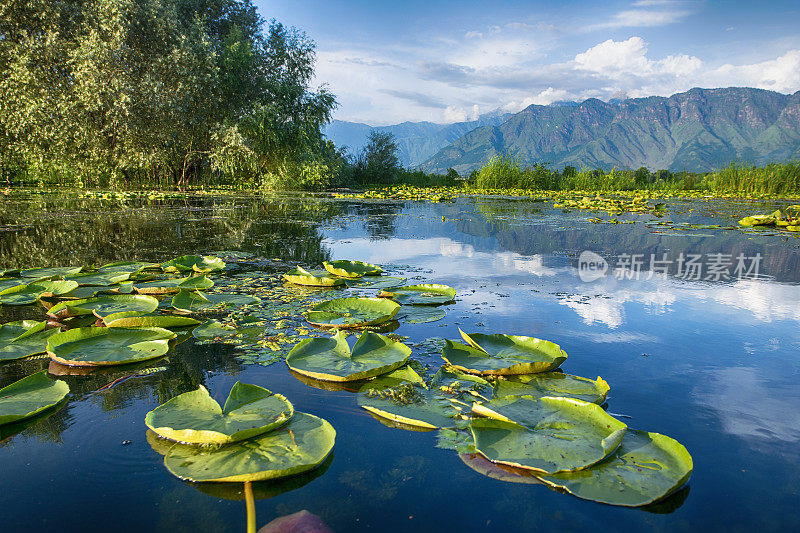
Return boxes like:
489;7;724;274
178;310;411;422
46;326;176;367
378;284;455;305
162;255;226;273
171;290;261;314
47;294;159;319
20;266;83;278
442;330;567;375
65;271;131;286
470;396;627;474
0;280;79;305
145;382;294;445
304;297;400;328
283;266;345;287
459;453;543;485
192;319;238;340
323;260;383;278
98;261;158;274
348;276;406;289
0;371;70;425
396;306;446;324
0;320;59;361
136;275;214;295
287;331;410;382
102;313;201;329
358;366;491;429
493;373;610;404
163;412;335;482
537;429;693;507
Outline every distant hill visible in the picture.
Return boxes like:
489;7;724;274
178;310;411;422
420;87;800;173
323;111;511;167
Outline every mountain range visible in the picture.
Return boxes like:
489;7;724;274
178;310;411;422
324;87;800;173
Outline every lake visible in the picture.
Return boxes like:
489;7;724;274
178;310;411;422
1;189;799;532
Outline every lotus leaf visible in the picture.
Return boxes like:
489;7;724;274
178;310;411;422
47;294;159;319
283;266;345;287
192;319;237;340
442;330;567;375
163;412;335;482
494;372;610;404
68;282;134;299
102;312;201;328
145;382;294;445
0;371;70;425
358;366;491;429
459;453;543;485
20;266;83;278
66;271;130;286
470;396;627;474
396;306;446;324
162;255;226;273
378;283;455;305
538;429;693;507
98;261;157;274
171;290;261;313
0;320;58;361
323;260;383;278
304;297;400;328
46;326;176;366
0;278;28;293
287;331;410;382
0;280;79;305
136;275;214;294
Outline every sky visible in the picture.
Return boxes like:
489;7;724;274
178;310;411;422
256;0;800;125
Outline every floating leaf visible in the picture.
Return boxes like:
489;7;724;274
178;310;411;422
171;290;261;313
459;453;543;485
442;330;567;375
0;320;58;361
163;412;335;482
192;319;238;340
304;297;399;328
347;276;406;289
162;255;226;273
136;275;214;295
145;382;294;445
65;271;131;286
0;371;69;426
0;280;79;305
396;306;446;324
103;312;201;329
470;396;627;474
493;372;610;404
47;294;159;319
46;326;176;367
323;260;383;278
283;266;345;287
537;429;693;507
20;266;83;278
287;331;410;382
378;284;455;305
98;261;157;274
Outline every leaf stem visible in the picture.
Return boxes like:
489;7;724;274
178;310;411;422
244;481;256;533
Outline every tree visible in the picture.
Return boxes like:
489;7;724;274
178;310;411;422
353;131;399;185
634;166;650;186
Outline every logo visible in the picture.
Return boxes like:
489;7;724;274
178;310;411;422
578;251;608;282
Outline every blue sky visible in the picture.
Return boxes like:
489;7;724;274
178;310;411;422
256;1;800;124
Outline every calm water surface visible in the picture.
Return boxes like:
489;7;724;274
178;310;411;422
1;190;799;532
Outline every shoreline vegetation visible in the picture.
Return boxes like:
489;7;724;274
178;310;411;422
1;1;798;199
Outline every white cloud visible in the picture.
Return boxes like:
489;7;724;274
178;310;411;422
706;50;800;93
503;87;571;112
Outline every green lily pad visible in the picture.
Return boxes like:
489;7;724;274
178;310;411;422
283;266;345;287
494;373;610;404
0;280;79;305
46;326;176;367
442;329;567;375
136;275;214;295
538;429;693;507
145;382;294;445
98;261;158;274
396;306;446;324
67;281;135;299
304;297;400;328
470;396;627;474
20;266;83;278
0;371;70;425
0;278;28;293
738;214;777;227
47;294;159;319
358;366;491;429
287;331;410;382
459;452;543;485
102;312;201;328
323;260;383;278
163;412;335;482
192;319;237;340
378;284;455;305
171;290;261;314
65;271;131;286
347;276;406;289
0;320;59;361
162;255;226;273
